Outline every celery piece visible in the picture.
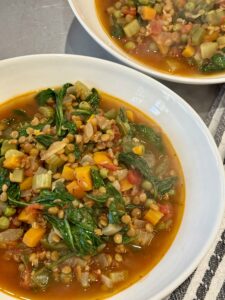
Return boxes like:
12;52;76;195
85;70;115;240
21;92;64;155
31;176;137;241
123;19;141;38
32;172;52;190
191;27;206;46
9;169;24;183
46;154;64;173
200;42;218;59
1;140;16;156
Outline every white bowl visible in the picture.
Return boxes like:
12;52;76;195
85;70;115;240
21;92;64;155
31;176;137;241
0;54;224;300
68;0;225;85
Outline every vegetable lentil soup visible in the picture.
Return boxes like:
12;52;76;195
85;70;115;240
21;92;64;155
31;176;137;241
0;82;184;300
96;0;225;76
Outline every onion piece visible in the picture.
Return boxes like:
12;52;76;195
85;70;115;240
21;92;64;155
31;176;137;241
80;272;90;288
0;228;23;243
41;141;67;161
109;271;127;283
102;224;122;236
101;274;113;289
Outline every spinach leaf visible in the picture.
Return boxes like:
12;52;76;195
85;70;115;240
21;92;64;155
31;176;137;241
18;123;47;137
44;214;75;250
107;183;125;224
66;207;97;232
7;183;25;207
91;168;105;189
118;152;153;180
86;193;109;203
55;83;73;136
34;183;74;207
71;225;103;256
0;168;10;190
35;134;55;148
12;109;29;120
130;123;164;152
36;89;56;106
201;53;225;72
111;17;125;38
86;88;100;111
74;144;81;159
116;108;130;135
156;176;177;195
62;120;77;135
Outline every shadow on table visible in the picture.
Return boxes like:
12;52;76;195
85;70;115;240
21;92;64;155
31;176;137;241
65;17;119;63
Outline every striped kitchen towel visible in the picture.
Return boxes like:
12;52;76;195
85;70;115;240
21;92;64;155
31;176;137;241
168;84;225;300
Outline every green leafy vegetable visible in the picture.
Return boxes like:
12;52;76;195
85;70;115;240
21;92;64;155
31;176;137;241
156;177;177;195
44;214;75;250
34;183;74;207
66;207;97;232
111;17;125;38
130;123;164;152
35;134;55;148
119;152;153;180
62;120;77;135
36;89;56;106
74;144;81;159
91;168;105;189
116;108;130;135
86;88;100;111
107;183;125;224
201;53;225;72
7;183;25;207
0;168;10;190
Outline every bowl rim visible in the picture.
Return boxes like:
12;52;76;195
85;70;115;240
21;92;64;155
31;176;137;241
67;0;225;85
0;54;224;300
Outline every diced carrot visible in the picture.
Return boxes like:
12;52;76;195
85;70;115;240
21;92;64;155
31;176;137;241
120;178;133;192
66;180;86;199
3;156;22;169
182;45;195;58
23;227;45;247
140;6;156;21
62;165;75;181
18;204;43;224
101;163;118;171
204;32;219;42
144;209;164;225
18;209;37;224
93;152;113;165
132;145;144;156
75;166;93;191
20;177;33;191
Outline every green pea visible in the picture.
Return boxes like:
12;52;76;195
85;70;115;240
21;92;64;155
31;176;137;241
4;206;16;217
142;180;153;191
0;216;10;230
125;41;136;50
185;1;195;11
100;168;108;179
79;101;91;111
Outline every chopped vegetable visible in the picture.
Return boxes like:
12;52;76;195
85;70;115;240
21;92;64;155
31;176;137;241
23;227;46;247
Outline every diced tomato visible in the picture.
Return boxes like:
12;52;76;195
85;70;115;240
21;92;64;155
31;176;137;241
100;163;119;171
149;20;162;36
123;7;136;16
26;203;44;212
127;170;142;185
112;124;121;140
181;23;193;34
159;203;173;220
